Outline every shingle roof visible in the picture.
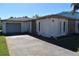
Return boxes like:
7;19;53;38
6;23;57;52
1;12;79;21
1;17;32;21
58;12;79;20
33;12;79;20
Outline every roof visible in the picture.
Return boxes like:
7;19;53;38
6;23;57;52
58;12;79;20
33;12;79;20
32;14;70;20
0;17;32;21
1;12;79;22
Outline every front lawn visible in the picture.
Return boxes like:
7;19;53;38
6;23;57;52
0;36;9;56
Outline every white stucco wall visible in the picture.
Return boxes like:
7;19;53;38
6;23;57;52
58;18;68;36
2;21;31;34
21;21;31;33
36;17;68;37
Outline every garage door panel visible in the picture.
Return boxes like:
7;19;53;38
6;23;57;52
6;23;21;33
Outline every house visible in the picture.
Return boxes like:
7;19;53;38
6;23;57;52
1;12;79;38
1;17;32;34
34;12;79;37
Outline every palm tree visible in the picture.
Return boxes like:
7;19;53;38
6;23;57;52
71;3;79;13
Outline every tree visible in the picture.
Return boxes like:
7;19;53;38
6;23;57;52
32;14;39;19
71;3;79;13
24;16;28;18
9;17;13;19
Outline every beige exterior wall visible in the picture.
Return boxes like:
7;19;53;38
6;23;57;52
21;21;31;33
36;17;68;37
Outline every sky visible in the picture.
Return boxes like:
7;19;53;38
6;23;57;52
0;3;71;19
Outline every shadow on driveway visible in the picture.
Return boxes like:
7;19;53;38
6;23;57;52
27;33;79;52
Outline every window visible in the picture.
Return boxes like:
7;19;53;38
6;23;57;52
63;22;66;32
39;22;40;31
78;23;79;31
59;22;61;33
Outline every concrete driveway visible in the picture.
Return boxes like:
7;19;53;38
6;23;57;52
6;35;78;56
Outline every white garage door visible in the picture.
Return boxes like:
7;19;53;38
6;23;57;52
6;23;21;34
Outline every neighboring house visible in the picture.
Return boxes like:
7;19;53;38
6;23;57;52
1;12;79;37
1;17;32;34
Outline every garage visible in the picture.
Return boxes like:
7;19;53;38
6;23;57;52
6;23;21;34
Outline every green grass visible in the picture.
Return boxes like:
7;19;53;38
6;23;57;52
0;36;9;56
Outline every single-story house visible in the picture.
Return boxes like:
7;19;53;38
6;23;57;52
1;17;32;34
1;12;79;38
33;12;79;37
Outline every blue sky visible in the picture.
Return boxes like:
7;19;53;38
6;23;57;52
0;3;71;19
